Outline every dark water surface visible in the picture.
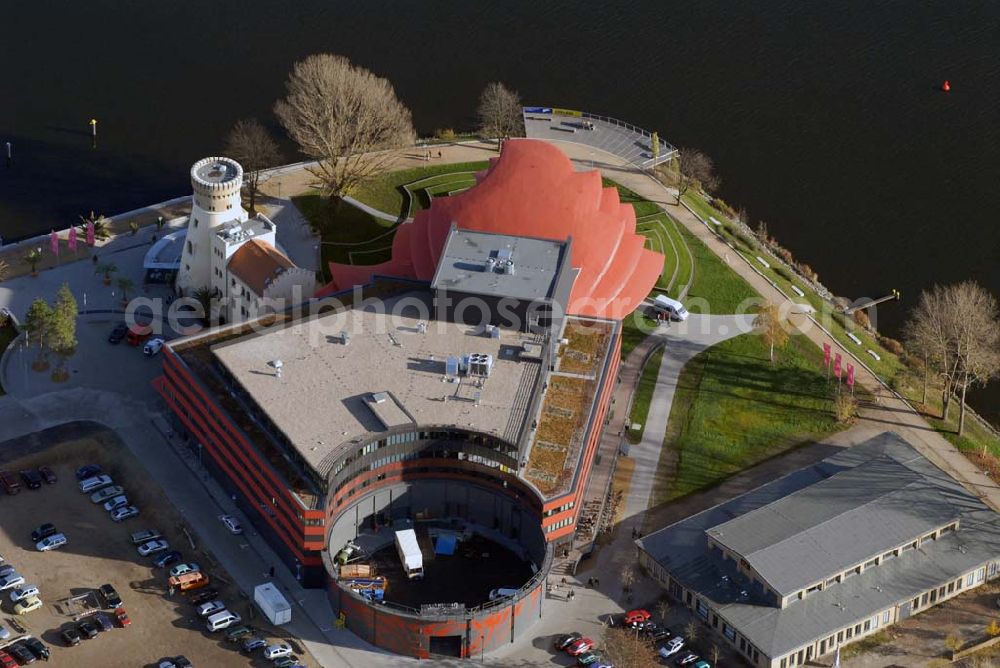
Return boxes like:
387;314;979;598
1;1;997;424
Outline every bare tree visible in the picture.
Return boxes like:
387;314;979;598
904;282;1000;436
224;118;282;213
674;148;719;204
684;620;700;643
753;303;789;363
477;81;524;147
710;644;722;666
620;564;636;594
602;626;658;668
656;599;670;624
274;53;415;208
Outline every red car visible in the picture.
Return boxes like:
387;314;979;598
115;607;131;627
38;466;57;484
566;637;595;656
625;609;651;626
0;650;16;668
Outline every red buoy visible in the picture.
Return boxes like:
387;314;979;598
941;80;951;92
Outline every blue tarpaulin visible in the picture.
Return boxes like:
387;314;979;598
435;534;457;556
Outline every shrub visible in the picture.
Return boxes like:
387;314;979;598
835;393;858;423
711;198;738;219
797;263;818;282
986;619;1000;637
853;309;872;330
434;128;456;140
879;336;905;356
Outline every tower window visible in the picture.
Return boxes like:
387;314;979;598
193;218;199;228
186;241;193;254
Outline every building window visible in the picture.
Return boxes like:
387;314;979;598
186;241;193;254
723;624;735;641
837;631;844;643
947;582;954;594
193;218;199;228
990;562;999;578
864;620;871;632
864;558;878;569
882;550;896;561
967;573;975;587
883;610;890;624
978;568;986;583
781;659;787;668
696;600;709;619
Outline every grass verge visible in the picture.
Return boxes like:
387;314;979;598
352;161;489;218
626;348;664;444
292;196;396;279
650;332;842;505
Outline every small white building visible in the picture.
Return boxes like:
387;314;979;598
173;156;315;322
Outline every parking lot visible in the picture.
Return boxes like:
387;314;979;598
0;429;315;667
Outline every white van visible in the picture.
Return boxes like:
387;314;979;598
205;609;241;632
489;588;518;601
79;475;114;493
653;295;689;321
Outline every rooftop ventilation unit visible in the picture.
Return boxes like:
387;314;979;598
503;260;515;275
337;331;350;345
468;353;494;377
445;356;459;376
370;392;389;404
485;257;496;272
417;322;427;334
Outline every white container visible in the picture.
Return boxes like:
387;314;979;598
395;529;424;580
254;582;291;626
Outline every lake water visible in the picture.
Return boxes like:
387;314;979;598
1;1;997;425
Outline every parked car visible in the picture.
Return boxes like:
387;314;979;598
19;470;43;490
692;662;711;668
624;609;651;626
274;657;300;668
171;658;192;668
77;620;98;639
131;529;162;545
220;515;243;534
197;600;226;617
108;323;128;344
111;506;139;522
189;588;220;606
0;471;21;495
103;495;129;512
264;643;293;660
225;625;255;643
205;609;241;632
138;539;169;556
91;485;125;503
9;585;40;603
0;625;8;641
99;583;122;608
31;524;58;542
170;562;201;578
14;596;43;615
75;464;102;481
578;652;603;666
152;550;182;568
0;650;15;668
143;337;165;356
78;475;113;493
115;607;131;627
6;643;34;665
23;638;49;661
0;573;25;590
60;627;82;646
36;533;68;551
93;612;114;632
659;637;685;658
675;653;701;666
0;565;16;578
567;637;595;656
242;636;267;653
38;466;57;484
555;632;583;650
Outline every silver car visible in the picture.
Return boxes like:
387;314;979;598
103;495;129;512
9;585;39;603
0;573;25;590
91;486;125;503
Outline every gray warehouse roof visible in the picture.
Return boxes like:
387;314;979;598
638;432;1000;659
707;453;962;596
431;227;569;301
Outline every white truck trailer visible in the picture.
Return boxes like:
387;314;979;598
254;582;291;625
395;529;424;579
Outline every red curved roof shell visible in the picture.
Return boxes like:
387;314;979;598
321;139;663;320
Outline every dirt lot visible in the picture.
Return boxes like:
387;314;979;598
0;427;314;667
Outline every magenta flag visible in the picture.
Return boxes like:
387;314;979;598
847;364;855;387
49;230;59;257
68;226;78;252
823;342;831;367
834;353;842;379
86;221;95;246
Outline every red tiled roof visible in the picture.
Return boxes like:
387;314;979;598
228;239;295;296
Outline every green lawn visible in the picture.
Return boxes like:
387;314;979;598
621;313;659;359
0;320;19;395
677;221;758;315
292;196;397;277
626;347;664;444
352;161;489;218
637;213;693;298
651;332;843;503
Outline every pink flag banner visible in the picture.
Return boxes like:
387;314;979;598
68;226;78;252
86;221;95;246
834;353;842;379
823;342;831;367
49;230;59;257
847;364;855;387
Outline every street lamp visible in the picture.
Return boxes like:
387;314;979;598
480;634;485;664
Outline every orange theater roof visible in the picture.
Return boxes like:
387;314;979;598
228;239;295;296
321;139;663;320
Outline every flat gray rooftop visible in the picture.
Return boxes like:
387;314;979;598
431;228;566;301
212;292;541;475
638;432;1000;659
708;453;962;596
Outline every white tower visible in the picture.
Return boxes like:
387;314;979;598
175;156;248;295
